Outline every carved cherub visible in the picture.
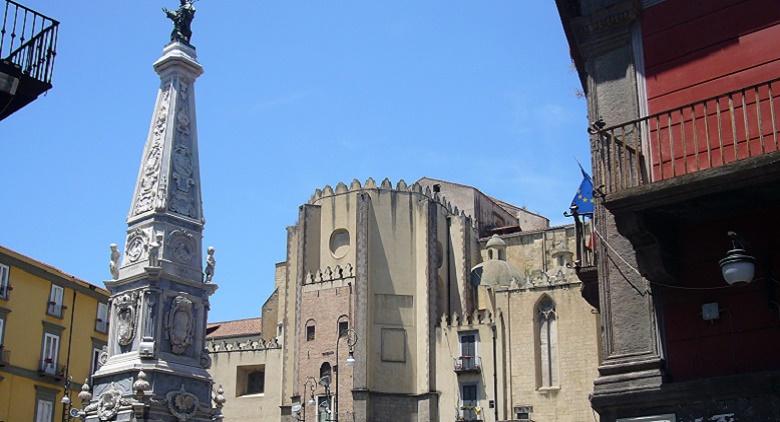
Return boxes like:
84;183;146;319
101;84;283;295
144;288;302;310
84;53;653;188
204;246;216;282
109;244;120;280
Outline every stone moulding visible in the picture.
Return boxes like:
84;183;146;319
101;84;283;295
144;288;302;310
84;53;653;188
167;295;195;355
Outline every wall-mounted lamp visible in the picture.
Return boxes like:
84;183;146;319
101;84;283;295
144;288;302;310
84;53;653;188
719;231;756;285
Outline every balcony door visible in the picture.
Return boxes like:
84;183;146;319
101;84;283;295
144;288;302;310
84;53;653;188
42;333;59;375
459;332;477;369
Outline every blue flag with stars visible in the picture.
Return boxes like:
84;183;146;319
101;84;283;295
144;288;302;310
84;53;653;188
571;165;594;214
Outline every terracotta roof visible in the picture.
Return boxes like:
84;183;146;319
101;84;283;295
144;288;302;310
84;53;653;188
206;317;262;339
0;244;109;295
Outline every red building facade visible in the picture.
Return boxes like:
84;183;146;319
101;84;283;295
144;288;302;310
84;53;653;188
557;0;780;420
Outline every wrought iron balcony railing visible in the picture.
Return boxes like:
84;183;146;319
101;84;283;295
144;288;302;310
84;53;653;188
592;77;780;197
47;300;64;317
38;359;65;379
1;0;59;85
95;318;108;333
453;356;481;373
457;406;484;422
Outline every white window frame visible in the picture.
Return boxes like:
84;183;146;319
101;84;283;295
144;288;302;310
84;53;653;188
96;302;109;333
47;285;64;317
41;332;60;375
0;317;4;346
0;263;9;299
35;398;54;422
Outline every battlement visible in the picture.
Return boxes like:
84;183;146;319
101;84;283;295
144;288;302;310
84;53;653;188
303;263;354;285
207;337;281;354
438;309;494;328
308;177;473;221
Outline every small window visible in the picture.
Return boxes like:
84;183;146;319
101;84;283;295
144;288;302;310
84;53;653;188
246;370;265;394
433;184;441;193
95;302;109;333
306;324;316;341
515;406;533;422
236;365;266;396
0;316;4;345
462;384;477;401
338;316;349;338
0;263;9;299
47;285;64;318
90;346;103;376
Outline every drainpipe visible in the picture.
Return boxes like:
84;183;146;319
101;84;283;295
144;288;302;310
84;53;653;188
62;289;76;422
491;323;498;422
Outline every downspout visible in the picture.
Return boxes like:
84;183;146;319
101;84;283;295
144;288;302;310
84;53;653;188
63;289;77;421
491;323;498;422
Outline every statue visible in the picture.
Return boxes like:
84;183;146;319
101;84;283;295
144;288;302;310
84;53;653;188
147;232;163;267
163;0;196;45
109;243;120;280
204;246;216;282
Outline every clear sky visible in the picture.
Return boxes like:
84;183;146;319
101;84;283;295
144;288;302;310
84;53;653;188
1;1;589;322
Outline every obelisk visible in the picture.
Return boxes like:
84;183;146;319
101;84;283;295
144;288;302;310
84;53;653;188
80;2;224;420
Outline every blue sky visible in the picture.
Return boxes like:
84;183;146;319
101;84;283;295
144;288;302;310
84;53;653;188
1;1;589;322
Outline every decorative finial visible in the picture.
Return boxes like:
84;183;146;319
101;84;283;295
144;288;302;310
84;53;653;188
133;370;152;398
109;243;120;280
204;246;216;282
78;380;93;403
163;0;196;45
214;385;226;408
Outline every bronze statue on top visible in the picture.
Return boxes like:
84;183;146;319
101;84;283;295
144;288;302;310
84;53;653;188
163;0;196;45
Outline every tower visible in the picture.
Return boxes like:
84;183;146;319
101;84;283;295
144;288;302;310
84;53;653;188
80;4;223;421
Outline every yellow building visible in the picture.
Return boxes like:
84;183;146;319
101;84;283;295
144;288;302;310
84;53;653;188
0;245;109;422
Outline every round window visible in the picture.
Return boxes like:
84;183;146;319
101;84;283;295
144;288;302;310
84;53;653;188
329;229;351;258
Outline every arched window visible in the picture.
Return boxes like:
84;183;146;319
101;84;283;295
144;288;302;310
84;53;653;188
306;319;316;341
337;315;349;338
319;362;332;388
536;296;558;388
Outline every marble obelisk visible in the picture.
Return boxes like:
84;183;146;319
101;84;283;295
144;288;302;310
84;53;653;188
80;9;224;422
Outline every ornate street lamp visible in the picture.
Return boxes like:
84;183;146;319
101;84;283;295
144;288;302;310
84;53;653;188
334;328;358;422
294;376;318;421
720;231;756;285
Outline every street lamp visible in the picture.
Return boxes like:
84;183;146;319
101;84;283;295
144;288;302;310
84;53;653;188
720;231;756;285
334;328;358;422
61;376;72;421
294;376;317;421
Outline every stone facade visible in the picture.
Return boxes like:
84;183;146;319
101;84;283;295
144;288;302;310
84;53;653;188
209;177;600;421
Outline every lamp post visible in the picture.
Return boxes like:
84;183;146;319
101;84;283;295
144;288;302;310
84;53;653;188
294;376;317;421
60;376;72;422
334;328;357;422
720;231;756;285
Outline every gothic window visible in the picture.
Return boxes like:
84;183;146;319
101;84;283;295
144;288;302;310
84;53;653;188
536;295;558;388
337;315;349;338
306;319;316;341
319;362;332;388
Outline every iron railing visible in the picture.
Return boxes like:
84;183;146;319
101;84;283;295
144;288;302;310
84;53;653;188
453;356;481;373
0;0;59;84
592;77;780;196
47;300;63;317
38;359;65;379
95;318;108;333
457;405;484;422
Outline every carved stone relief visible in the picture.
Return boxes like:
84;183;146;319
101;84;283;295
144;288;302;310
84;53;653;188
167;295;194;355
200;348;212;369
125;229;149;263
83;382;131;421
166;385;199;421
134;84;172;215
115;292;139;347
169;229;195;265
168;79;198;219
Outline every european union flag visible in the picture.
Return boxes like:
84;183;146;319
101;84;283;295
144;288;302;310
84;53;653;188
571;165;594;214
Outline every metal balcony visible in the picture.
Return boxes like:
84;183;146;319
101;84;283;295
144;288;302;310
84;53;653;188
453;356;481;373
0;0;59;121
457;406;484;422
38;359;65;379
592;77;780;198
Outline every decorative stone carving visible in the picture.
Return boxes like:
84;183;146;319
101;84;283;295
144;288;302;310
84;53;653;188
166;385;199;421
125;229;149;263
204;246;216;282
167;295;194;355
134;85;171;215
147;231;163;267
133;370;151;398
168;80;198;219
200;348;212;369
97;345;108;368
169;229;195;264
84;383;131;421
115;292;139;346
109;244;120;279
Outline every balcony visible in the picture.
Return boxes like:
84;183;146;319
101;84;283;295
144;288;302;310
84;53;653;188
453;356;481;374
95;318;108;333
592;77;780;204
38;359;65;380
0;0;59;121
457;406;484;422
47;301;63;318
